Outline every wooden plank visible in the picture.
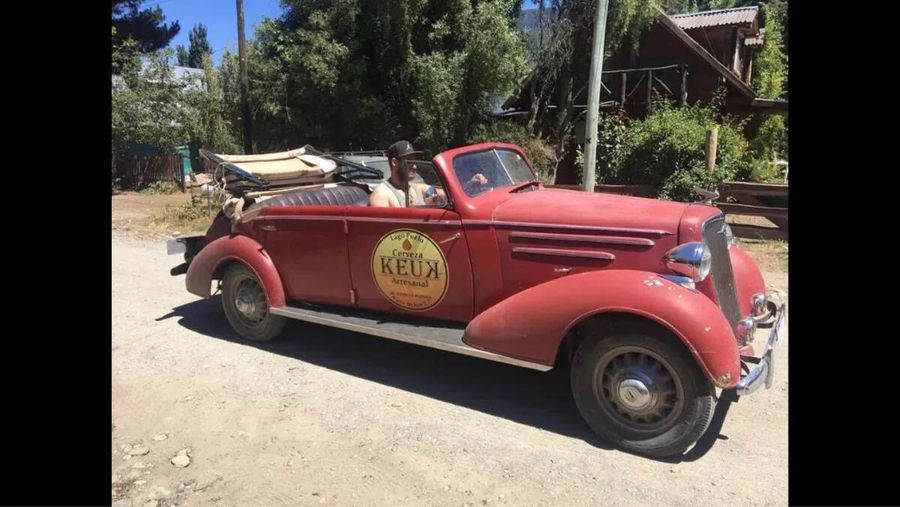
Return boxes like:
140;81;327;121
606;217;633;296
602;64;682;74
626;73;646;99
719;181;788;197
653;75;673;96
717;202;788;220
600;80;611;94
723;191;788;231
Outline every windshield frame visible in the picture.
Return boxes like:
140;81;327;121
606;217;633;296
449;147;538;198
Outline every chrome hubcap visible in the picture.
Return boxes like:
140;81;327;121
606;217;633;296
232;278;268;325
617;377;653;410
595;347;684;432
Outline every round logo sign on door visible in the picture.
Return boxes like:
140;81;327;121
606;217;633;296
371;229;449;311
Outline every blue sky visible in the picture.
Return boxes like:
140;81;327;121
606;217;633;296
158;0;285;65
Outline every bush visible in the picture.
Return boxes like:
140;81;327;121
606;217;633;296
140;180;181;195
468;121;558;183
585;102;751;201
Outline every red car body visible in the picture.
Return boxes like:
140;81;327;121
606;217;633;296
174;142;785;457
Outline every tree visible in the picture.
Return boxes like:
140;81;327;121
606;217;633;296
744;1;787;174
173;25;212;68
112;47;192;183
522;0;657;183
187;24;213;69
176;45;190;66
111;0;180;54
240;0;529;152
113;43;242;185
184;55;242;153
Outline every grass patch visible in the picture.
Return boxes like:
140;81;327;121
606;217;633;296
149;200;216;235
139;180;181;195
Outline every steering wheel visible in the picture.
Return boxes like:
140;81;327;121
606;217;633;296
463;176;492;194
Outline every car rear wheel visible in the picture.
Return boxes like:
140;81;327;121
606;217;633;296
221;263;287;342
571;321;715;457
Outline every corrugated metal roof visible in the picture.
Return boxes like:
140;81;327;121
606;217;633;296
671;6;758;30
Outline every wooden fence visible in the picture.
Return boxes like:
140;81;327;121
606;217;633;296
116;154;184;192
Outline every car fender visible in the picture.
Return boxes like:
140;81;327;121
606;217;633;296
730;245;767;316
464;269;740;387
185;234;286;308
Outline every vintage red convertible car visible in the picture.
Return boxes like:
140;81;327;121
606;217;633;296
169;142;786;457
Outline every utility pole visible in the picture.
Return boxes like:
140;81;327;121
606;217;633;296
237;0;253;154
582;0;609;192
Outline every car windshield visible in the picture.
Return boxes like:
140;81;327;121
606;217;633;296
452;148;536;197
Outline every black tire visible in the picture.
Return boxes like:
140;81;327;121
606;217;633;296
221;263;287;342
571;321;714;457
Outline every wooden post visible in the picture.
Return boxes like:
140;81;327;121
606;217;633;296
582;0;610;193
680;65;688;106
706;127;719;172
646;70;653;114
620;73;627;110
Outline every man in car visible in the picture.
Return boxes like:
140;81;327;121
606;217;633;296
370;140;487;207
369;140;432;207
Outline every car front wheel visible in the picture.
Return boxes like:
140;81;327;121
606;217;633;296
571;322;715;457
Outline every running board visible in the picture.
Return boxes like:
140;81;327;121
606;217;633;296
270;304;552;372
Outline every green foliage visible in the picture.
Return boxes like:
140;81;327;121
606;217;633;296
187;24;212;69
175;45;189;66
112;48;191;158
242;0;528;152
112;45;240;180
183;55;242;153
743;2;788;175
175;24;213;69
753;4;786;100
151;201;216;234
586;101;751;201
111;0;180;55
605;0;659;57
140;180;180;194
526;0;657;164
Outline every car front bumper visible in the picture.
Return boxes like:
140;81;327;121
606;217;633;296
736;301;787;396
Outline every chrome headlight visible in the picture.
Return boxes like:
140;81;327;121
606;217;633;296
664;242;712;282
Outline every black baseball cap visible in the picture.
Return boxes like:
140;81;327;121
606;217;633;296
386;140;422;159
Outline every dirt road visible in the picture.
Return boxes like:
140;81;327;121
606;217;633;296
112;231;788;507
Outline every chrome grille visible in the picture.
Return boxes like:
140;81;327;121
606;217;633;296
703;215;741;328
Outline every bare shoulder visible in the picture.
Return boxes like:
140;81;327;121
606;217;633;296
369;182;397;207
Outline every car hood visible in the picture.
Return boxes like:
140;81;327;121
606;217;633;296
491;188;690;234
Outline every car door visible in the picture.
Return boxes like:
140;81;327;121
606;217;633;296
346;205;474;323
254;204;353;307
